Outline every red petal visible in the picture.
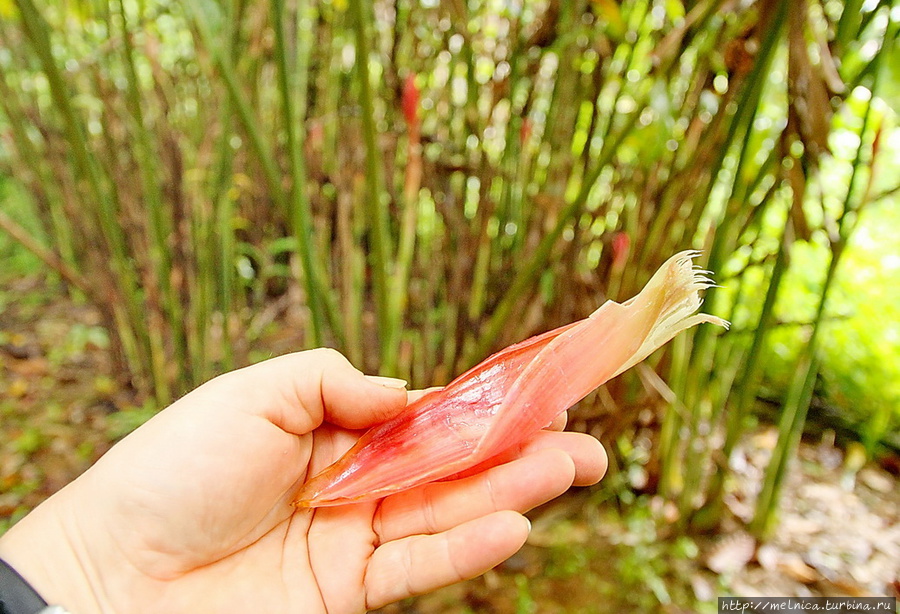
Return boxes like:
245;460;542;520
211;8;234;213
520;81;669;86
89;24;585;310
293;321;581;507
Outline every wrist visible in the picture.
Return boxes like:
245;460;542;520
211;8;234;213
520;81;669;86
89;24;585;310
0;489;106;614
0;558;74;614
0;556;47;613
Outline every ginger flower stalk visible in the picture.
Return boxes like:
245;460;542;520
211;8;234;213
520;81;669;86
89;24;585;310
294;251;728;507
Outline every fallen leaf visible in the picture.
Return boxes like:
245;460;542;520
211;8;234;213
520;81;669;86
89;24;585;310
7;377;29;398
706;532;757;574
859;468;894;494
778;553;819;584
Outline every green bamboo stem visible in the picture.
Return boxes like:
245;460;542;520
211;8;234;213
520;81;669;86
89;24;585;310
751;27;889;533
455;167;489;359
89;64;163;397
447;6;498;364
725;220;792;456
493;25;529;256
189;200;212;382
206;0;251;374
674;0;788;519
679;2;787;354
419;227;441;384
184;3;288;217
0;51;80;287
591;0;645;155
459;16;480;143
210;103;238;373
93;65;174;404
835;0;865;52
216;189;237;370
320;10;341;180
308;10;350;351
750;293;827;538
348;0;394;371
339;180;366;368
272;0;327;347
440;299;460;383
466;231;493;324
389;146;421;375
15;0;162;400
840;9;895;233
688;0;788;355
696;215;793;526
658;332;690;499
535;1;581;199
0;210;93;298
466;107;641;365
116;0;189;393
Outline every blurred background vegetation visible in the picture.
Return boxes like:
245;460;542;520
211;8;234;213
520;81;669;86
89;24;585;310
1;0;899;610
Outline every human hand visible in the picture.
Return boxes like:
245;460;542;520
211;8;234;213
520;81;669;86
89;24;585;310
0;349;607;613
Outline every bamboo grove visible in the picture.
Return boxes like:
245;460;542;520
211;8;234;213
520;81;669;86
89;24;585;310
0;0;896;535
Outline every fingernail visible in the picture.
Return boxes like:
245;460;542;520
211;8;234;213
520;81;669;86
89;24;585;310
524;516;532;533
365;375;408;389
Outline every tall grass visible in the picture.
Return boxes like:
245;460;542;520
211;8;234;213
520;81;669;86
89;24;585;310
0;0;895;534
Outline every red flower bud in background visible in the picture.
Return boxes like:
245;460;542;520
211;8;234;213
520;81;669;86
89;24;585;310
402;73;420;133
401;73;422;204
519;118;532;146
612;231;630;269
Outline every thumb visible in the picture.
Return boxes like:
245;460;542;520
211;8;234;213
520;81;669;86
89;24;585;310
319;354;410;429
215;349;409;434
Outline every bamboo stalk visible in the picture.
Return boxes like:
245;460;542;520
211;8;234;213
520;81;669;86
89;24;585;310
0;50;80;288
92;61;174;404
725;219;792;458
116;0;188;394
338;178;366;368
688;0;789;354
692;212;792;528
467;108;641;365
183;2;287;217
0;210;93;298
835;0;865;52
272;0;327;347
751;24;890;534
14;0;162;400
654;0;790;522
658;332;690;499
388;74;423;379
208;110;238;373
750;309;825;538
205;0;248;374
348;0;394;371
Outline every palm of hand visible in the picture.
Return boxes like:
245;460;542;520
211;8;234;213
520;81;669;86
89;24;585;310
78;389;379;613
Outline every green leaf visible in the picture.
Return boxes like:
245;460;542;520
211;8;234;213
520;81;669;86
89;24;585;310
0;0;17;18
665;0;685;21
877;36;900;115
591;0;626;41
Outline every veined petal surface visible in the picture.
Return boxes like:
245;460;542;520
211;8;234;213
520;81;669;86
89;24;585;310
293;251;727;507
